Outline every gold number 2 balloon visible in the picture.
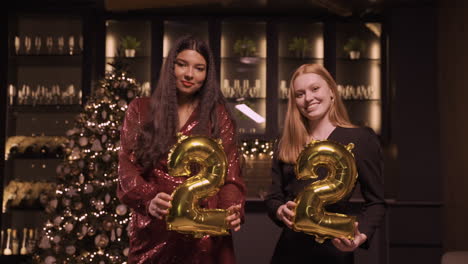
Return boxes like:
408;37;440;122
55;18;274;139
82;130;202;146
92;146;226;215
166;134;229;238
293;140;358;243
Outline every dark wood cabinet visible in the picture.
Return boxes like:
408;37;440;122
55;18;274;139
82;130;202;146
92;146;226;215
1;11;91;258
99;17;386;199
1;8;389;262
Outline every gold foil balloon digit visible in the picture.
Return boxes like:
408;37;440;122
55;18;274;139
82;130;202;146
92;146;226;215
166;134;229;237
293;140;358;243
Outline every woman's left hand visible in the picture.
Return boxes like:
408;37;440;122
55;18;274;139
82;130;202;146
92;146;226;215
332;222;367;252
226;204;242;232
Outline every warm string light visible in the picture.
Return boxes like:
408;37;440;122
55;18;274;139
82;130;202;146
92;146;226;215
35;72;140;263
240;139;275;158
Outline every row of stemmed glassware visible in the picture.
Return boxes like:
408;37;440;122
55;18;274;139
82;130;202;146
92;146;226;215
278;81;377;100
8;84;82;106
14;35;83;55
0;227;39;256
337;84;376;100
222;79;262;99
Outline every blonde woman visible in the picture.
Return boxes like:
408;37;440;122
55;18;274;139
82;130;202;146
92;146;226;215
265;64;386;264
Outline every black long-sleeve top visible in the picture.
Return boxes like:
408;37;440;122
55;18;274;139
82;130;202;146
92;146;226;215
265;126;387;249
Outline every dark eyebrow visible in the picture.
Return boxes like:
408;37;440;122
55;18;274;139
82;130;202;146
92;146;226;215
175;58;206;67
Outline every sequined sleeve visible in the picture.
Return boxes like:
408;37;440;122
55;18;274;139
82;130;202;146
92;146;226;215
214;104;246;219
117;98;157;216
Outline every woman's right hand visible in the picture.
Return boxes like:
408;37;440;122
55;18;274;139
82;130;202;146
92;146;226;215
276;201;297;228
149;192;173;220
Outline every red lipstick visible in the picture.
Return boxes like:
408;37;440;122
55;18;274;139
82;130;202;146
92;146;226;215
181;81;194;87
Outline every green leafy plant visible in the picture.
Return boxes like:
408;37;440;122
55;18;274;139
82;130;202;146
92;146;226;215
288;37;310;58
343;37;366;53
233;37;257;57
120;35;141;50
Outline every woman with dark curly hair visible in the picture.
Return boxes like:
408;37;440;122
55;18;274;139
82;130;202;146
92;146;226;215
118;35;246;264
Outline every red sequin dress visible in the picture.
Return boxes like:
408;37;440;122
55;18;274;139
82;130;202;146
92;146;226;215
118;98;246;264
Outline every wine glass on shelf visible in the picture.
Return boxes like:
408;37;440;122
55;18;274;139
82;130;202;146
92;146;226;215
20;228;28;255
79;35;83;53
78;89;82;104
32;86;38;105
32;85;43;106
8;85;16;105
51;84;60;105
67;84;75;104
351;85;360;100
242;79;250;98
22;84;31;105
233;79;241;98
24;36;32;55
17;88;23;105
57;36;64;54
222;79;228;97
365;85;374;100
34;36;42;54
3;228;12;255
279;80;288;99
68;35;75;55
39;85;47;105
46;36;53;54
14;36;20;54
257;79;262;98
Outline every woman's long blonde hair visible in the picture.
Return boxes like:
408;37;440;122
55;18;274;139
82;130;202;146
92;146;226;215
278;64;355;163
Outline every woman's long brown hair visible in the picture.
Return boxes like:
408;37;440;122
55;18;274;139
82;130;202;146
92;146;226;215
134;35;231;173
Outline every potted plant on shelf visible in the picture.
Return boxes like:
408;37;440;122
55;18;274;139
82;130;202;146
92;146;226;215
343;36;366;60
288;37;310;59
120;35;141;58
234;37;259;64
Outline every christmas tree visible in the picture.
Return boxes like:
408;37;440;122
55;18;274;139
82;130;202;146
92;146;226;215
34;59;144;264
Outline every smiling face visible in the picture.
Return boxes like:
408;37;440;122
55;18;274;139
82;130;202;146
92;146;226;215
293;73;334;123
174;49;207;98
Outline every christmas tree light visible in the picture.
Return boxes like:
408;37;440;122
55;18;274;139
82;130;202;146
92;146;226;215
34;59;142;264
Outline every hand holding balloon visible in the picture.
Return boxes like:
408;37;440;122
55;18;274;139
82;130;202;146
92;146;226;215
276;201;297;228
226;204;242;232
149;192;173;220
332;222;367;252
